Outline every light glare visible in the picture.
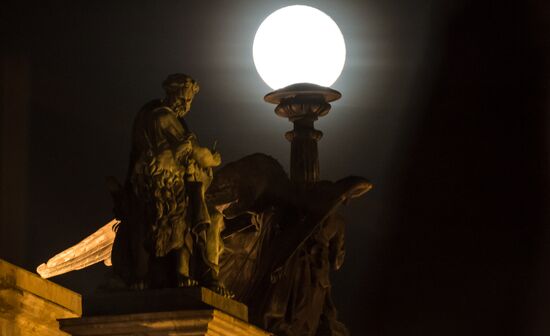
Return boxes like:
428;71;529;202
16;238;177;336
253;5;346;90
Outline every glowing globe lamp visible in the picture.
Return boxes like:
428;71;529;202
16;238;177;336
253;5;346;90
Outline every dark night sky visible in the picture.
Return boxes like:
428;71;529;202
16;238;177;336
1;1;549;335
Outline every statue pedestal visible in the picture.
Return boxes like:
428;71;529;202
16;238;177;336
0;259;82;336
59;287;271;336
59;309;269;336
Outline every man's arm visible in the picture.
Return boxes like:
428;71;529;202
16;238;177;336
155;107;193;161
328;215;346;271
155;107;220;168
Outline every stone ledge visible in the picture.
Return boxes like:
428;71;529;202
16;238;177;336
0;259;82;336
60;309;271;336
0;258;81;316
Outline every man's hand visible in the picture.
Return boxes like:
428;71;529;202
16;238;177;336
211;152;221;167
193;147;221;167
156;150;177;172
175;140;193;163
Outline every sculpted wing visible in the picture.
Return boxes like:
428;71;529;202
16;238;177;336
36;219;118;278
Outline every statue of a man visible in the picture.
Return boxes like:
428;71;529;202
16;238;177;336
111;74;228;295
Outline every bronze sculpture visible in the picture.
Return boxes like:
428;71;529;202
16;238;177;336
108;74;229;295
204;83;373;335
36;76;372;336
207;153;371;335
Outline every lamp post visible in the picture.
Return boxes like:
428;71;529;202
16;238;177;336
264;83;341;185
253;5;346;185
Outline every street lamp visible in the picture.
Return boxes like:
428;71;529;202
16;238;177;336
29;6;368;336
253;5;346;185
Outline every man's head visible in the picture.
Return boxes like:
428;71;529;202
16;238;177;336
162;73;200;117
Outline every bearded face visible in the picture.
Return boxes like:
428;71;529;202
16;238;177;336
174;79;196;117
163;75;200;118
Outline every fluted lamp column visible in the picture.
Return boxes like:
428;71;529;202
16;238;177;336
265;83;341;185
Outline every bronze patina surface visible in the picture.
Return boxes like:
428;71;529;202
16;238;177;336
207;153;371;336
37;79;372;336
108;74;229;296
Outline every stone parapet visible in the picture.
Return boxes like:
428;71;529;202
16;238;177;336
0;258;82;336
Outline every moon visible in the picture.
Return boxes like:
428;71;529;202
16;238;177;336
253;5;346;90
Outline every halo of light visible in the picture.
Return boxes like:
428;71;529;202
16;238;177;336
253;5;346;90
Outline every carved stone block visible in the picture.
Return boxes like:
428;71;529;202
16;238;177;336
60;309;271;336
0;259;81;335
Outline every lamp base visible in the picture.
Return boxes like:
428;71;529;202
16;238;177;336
264;83;341;185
